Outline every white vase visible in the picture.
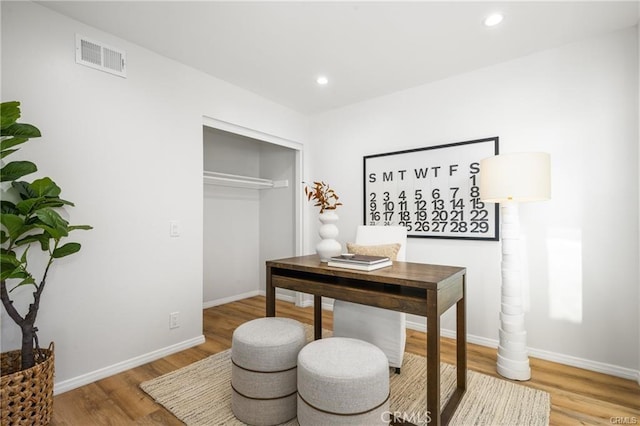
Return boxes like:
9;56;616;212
316;211;342;262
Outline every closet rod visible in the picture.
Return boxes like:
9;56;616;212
203;171;288;189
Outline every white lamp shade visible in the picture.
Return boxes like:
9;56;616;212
479;152;551;202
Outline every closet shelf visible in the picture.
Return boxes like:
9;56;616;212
203;171;288;189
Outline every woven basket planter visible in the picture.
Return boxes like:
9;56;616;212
0;343;54;426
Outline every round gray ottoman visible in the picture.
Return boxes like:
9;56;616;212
231;317;306;426
297;337;390;425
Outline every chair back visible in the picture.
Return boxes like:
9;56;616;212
355;225;407;261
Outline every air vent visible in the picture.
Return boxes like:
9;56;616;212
75;34;127;78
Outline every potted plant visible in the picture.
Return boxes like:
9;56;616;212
0;101;91;424
304;181;342;261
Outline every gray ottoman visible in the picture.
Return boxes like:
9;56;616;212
231;317;306;426
297;337;390;425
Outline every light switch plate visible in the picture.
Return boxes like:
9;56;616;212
169;220;180;237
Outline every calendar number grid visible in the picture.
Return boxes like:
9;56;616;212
363;138;499;241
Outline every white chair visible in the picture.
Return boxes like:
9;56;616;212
332;225;407;373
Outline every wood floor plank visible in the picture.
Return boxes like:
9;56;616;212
98;366;178;421
52;382;133;424
50;296;640;425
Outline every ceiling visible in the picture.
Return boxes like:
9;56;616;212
40;1;639;115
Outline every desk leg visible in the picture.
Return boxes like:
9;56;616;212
457;274;467;390
441;275;467;425
266;266;275;317
314;295;322;340
427;288;441;426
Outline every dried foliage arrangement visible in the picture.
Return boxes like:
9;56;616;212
304;181;342;214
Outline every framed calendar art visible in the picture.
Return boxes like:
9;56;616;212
363;137;499;240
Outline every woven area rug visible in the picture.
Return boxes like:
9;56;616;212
141;343;549;425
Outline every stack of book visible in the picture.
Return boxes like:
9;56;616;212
327;254;392;271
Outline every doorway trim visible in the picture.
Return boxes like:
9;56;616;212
202;115;305;306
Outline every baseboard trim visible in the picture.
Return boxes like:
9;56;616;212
54;335;205;395
405;318;639;381
203;290;260;309
526;345;640;382
256;290;297;304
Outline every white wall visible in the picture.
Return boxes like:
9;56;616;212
309;27;639;377
1;1;307;392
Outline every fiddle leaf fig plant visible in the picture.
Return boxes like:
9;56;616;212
0;101;92;370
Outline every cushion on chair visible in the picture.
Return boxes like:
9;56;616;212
346;242;401;260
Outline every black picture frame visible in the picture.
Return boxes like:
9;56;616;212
363;137;499;240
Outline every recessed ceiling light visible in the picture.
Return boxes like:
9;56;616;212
316;76;329;85
484;13;504;27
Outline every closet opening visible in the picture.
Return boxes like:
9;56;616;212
202;118;303;309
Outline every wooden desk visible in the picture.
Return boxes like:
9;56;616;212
266;254;467;426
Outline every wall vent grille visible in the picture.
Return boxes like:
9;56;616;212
76;34;127;78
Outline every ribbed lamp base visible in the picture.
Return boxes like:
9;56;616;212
497;352;531;381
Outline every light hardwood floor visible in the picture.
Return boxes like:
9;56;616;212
51;296;639;425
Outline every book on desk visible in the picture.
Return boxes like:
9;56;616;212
327;254;393;271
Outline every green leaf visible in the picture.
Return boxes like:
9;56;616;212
34;208;69;239
69;225;93;231
52;242;81;258
15;232;50;251
30;177;61;198
15;197;42;215
0;264;19;281
0;213;24;240
15;197;73;215
0;251;20;266
0;148;18;159
9;276;36;291
39;234;50;251
12;181;37;200
34;224;64;239
0;200;18;215
9;270;29;280
0;161;37;182
19;245;29;263
37;198;74;209
14;233;49;248
0;230;7;244
0;101;20;129
35;208;68;228
0;123;41;139
0;254;31;282
0;137;28;154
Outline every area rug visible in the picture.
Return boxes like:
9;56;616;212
141;341;549;425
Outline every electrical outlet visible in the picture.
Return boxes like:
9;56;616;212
169;311;180;329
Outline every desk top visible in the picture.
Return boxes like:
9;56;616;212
267;254;465;291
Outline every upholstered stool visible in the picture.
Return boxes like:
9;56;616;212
297;337;390;425
231;317;306;426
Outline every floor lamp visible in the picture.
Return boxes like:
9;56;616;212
479;152;551;381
